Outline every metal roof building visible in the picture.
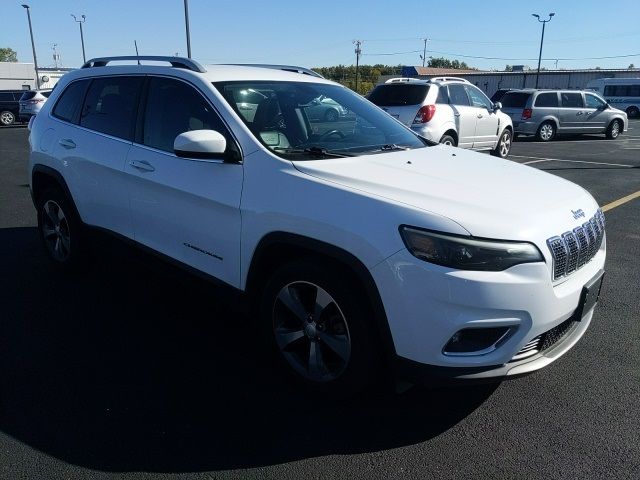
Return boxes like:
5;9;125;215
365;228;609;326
0;62;74;90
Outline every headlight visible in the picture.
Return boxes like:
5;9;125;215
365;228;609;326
399;226;544;271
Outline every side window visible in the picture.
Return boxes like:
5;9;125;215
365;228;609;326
143;77;236;157
534;92;559;107
630;85;640;96
603;85;615;96
561;92;583;108
0;92;14;102
52;80;90;123
447;84;470;106
435;87;449;104
585;94;606;109
465;85;492;109
80;76;143;140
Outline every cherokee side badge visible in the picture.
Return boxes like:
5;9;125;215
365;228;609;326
572;209;586;219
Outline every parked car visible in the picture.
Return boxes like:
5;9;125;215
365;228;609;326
19;89;52;122
500;89;628;141
367;77;513;158
28;56;606;396
304;95;349;122
490;88;519;103
0;90;25;126
586;77;640;118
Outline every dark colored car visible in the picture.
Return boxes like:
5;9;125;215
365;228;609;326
0;90;25;126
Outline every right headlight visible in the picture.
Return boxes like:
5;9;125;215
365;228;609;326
399;226;544;271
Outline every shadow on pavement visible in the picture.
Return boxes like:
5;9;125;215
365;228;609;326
0;227;497;472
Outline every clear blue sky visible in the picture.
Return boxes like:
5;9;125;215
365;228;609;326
2;0;639;71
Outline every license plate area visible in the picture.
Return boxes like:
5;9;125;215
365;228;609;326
575;270;604;320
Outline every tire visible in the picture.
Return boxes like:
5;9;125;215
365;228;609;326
36;186;88;271
259;259;378;397
0;110;15;126
491;129;512;158
605;119;622;140
439;134;456;146
536;121;555;142
324;109;339;122
626;106;639;119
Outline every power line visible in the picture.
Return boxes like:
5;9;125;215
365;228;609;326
362;48;640;61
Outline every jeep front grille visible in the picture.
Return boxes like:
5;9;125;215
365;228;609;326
547;210;605;281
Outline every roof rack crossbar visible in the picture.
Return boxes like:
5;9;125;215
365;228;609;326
227;64;324;79
81;56;206;73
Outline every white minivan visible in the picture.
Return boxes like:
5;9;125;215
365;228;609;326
586;77;640;118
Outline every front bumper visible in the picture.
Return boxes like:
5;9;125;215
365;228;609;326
371;243;605;379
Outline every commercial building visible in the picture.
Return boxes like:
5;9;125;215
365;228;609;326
0;62;73;90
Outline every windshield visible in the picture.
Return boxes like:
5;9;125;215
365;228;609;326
213;81;427;159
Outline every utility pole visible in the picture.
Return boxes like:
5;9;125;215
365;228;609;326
52;44;60;68
421;38;430;67
353;40;362;93
71;14;87;63
21;4;40;90
532;12;555;88
184;0;192;58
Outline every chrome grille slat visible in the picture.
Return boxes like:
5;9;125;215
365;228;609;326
548;210;605;281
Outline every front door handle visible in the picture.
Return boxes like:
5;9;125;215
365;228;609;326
477;114;484;119
58;138;76;149
454;113;461;117
129;160;155;172
576;111;583;116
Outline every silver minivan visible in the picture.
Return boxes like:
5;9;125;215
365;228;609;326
501;89;628;141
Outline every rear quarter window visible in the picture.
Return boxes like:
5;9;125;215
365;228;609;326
501;92;531;108
367;84;430;106
52;80;90;123
534;92;558;107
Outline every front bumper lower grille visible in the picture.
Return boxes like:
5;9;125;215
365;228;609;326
547;210;605;281
510;316;577;362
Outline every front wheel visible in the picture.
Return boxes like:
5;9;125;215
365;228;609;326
0;110;15;126
491;129;512;158
259;260;378;397
324;109;339;122
605;119;622;139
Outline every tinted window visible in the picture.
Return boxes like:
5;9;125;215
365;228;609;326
436;86;449;104
534;92;558;107
605;84;640;96
20;91;38;101
52;80;90;123
501;92;531;108
80;76;143;140
42;91;52;98
367;84;430;106
466;85;492;109
447;84;470;106
0;92;14;102
143;77;234;155
561;92;583;108
585;94;606;109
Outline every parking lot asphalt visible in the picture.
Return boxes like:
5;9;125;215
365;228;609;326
0;123;639;480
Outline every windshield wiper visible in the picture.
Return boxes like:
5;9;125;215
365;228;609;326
359;144;412;153
273;146;355;158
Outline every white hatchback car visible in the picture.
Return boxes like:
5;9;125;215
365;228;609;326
368;77;513;158
28;56;605;396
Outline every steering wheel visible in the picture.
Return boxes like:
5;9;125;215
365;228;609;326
316;129;345;141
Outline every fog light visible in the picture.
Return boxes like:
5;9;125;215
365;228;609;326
443;327;512;356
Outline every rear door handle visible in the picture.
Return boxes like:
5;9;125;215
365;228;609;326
477;114;483;119
129;160;155;172
576;111;583;115
454;113;460;117
58;139;76;149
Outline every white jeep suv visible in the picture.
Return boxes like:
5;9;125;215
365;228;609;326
368;77;513;158
28;56;605;395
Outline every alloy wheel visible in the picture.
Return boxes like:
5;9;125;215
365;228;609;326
540;124;553;141
41;200;71;261
0;111;15;125
272;281;351;382
611;121;620;138
500;132;511;156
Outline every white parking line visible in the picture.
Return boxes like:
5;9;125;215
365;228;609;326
510;155;635;167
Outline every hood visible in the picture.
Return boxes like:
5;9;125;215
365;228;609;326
293;145;598;241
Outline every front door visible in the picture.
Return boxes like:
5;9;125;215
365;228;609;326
125;76;244;287
583;93;609;132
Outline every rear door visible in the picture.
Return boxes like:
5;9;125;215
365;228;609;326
446;83;476;148
583;92;609;132
367;83;430;126
558;92;585;132
125;76;243;287
464;84;499;149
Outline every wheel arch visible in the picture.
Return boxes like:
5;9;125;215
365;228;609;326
31;165;82;221
441;128;458;145
245;231;396;357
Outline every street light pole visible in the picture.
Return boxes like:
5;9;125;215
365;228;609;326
184;0;192;58
532;12;555;89
71;14;87;64
353;40;362;93
21;4;40;90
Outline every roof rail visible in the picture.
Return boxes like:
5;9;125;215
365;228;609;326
384;77;427;84
81;56;206;73
226;64;324;79
429;76;470;83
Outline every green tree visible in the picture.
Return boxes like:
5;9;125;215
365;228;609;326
629;64;635;69
0;47;18;62
427;57;471;69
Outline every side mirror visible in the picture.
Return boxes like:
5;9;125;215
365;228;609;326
493;102;502;111
174;130;227;160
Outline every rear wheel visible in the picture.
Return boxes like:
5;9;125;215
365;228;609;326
626;106;639;118
536;121;555;142
259;260;378;397
324;109;339;122
439;134;456;146
0;110;15;126
606;119;622;139
491;129;512;158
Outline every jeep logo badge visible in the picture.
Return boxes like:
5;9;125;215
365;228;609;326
572;209;585;219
